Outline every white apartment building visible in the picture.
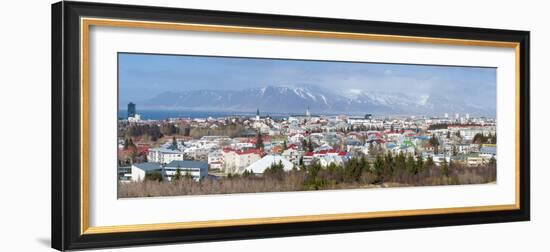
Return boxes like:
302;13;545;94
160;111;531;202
131;161;209;182
208;150;224;169
281;148;304;165
222;149;262;174
147;147;183;164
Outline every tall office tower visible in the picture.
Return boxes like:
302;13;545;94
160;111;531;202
128;102;136;118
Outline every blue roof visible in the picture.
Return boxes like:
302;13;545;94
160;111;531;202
133;162;162;172
166;160;208;170
346;139;361;145
480;147;497;155
413;136;430;140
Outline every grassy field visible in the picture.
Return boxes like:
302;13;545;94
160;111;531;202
118;164;496;198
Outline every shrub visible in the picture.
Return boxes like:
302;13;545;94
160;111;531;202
145;171;163;182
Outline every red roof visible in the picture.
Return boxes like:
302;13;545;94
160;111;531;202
302;149;347;157
317;149;339;155
368;132;382;137
245;135;271;144
287;144;298;150
447;124;482;129
235;149;262;155
138;146;149;155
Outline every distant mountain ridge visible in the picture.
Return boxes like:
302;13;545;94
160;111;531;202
140;85;495;116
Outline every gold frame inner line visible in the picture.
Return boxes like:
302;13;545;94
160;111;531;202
79;17;521;235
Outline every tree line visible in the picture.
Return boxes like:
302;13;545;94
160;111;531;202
255;151;496;190
473;133;497;144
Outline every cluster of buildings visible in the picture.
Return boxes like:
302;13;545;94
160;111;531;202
119;104;497;182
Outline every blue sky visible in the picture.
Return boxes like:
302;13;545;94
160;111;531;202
118;53;496;109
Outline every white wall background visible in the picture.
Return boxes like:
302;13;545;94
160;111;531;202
0;0;546;251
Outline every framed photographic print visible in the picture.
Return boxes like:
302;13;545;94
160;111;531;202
51;1;530;250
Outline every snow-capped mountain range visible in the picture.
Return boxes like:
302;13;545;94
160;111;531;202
140;85;494;116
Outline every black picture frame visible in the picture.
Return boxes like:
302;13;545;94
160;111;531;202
52;1;530;251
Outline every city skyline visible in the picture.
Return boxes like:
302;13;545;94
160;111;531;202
119;101;488;121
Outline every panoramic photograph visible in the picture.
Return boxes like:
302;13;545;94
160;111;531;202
117;53;497;198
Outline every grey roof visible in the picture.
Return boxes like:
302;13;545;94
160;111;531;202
166;160;208;170
132;162;162;172
149;147;181;154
